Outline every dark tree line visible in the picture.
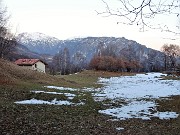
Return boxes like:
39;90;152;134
89;43;141;72
49;44;180;75
89;55;141;72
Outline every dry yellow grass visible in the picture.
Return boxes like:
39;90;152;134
0;59;135;88
0;59;72;86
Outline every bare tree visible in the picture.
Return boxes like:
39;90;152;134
161;44;180;70
0;29;17;58
98;0;180;33
0;1;17;58
72;51;87;71
52;48;71;75
62;48;71;74
52;50;63;74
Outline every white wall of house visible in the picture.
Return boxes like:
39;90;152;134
32;61;46;73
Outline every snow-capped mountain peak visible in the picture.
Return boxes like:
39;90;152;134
17;32;60;42
16;32;62;54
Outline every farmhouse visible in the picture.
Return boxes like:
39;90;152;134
15;59;47;73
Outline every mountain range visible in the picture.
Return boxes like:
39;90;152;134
16;32;165;71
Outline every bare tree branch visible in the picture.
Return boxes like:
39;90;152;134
98;0;180;34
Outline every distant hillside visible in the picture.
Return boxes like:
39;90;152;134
5;44;45;61
16;32;165;71
0;59;66;85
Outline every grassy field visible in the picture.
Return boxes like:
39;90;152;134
0;59;180;134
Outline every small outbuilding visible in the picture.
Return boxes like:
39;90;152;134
15;59;47;73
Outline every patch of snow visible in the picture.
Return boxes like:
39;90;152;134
15;98;72;105
32;91;45;93
95;73;180;100
64;93;76;99
94;73;180;120
116;127;124;131
108;119;119;121
99;101;179;120
75;102;85;106
15;98;84;106
154;112;179;120
15;98;51;105
31;90;76;99
44;86;77;91
50;98;72;105
82;87;101;92
82;87;93;91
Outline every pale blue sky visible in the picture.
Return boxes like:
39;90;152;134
4;0;180;50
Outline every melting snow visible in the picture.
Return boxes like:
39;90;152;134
15;98;72;105
44;86;77;91
15;98;84;106
31;90;76;99
99;101;179;120
14;72;180;120
96;73;180;120
96;73;180;100
15;87;84;106
116;127;124;131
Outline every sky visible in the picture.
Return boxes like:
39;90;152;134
3;0;180;50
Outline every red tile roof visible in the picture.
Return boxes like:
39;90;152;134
15;59;46;65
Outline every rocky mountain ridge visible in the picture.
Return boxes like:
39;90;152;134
16;32;165;71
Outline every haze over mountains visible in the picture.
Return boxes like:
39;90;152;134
16;32;165;71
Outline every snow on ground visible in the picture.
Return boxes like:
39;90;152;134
15;98;85;106
96;73;180;120
15;88;80;105
31;90;76;100
116;127;124;131
96;73;180;100
15;98;72;105
44;86;77;91
14;72;180;120
99;101;179;120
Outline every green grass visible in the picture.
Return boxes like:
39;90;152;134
56;70;103;88
1;70;180;134
57;70;135;88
